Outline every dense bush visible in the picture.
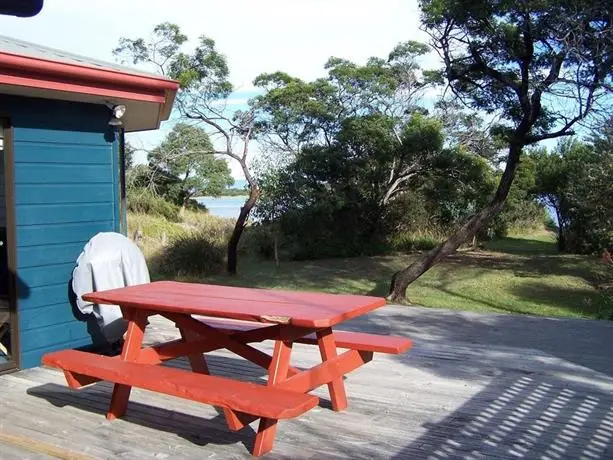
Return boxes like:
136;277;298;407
148;217;233;277
150;230;226;277
255;139;545;260
128;203;234;277
490;156;548;238
240;224;278;259
532;135;613;254
276;203;388;260
127;188;180;222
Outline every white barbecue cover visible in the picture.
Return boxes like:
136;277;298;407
72;232;150;343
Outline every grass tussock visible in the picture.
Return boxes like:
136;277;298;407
150;230;227;277
390;228;447;253
128;211;234;276
127;189;181;222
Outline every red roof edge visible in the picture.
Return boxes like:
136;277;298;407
0;51;180;129
0;51;179;93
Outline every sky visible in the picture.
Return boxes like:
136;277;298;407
0;0;433;177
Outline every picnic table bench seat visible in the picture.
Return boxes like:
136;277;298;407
194;316;412;354
42;349;319;420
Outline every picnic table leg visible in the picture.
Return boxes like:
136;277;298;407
106;310;148;421
179;326;246;430
253;340;293;456
179;327;210;374
316;328;348;411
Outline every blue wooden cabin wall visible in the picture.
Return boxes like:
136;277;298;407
1;95;120;368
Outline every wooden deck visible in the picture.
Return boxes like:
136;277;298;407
1;305;612;459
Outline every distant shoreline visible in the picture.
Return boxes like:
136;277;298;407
195;195;249;200
195;195;248;219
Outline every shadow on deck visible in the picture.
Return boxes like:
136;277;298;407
3;306;613;459
396;374;613;459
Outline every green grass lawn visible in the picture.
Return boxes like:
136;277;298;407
173;233;610;320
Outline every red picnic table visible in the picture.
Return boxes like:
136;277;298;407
43;281;412;456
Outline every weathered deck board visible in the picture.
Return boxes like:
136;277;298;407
1;305;612;459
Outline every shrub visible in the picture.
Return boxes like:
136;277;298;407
240;224;278;259
150;229;227;277
491;201;548;238
544;215;558;232
127;189;180;222
390;229;446;253
185;198;209;212
128;209;235;278
148;212;235;277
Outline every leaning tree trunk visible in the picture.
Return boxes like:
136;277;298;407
388;144;524;302
227;184;260;275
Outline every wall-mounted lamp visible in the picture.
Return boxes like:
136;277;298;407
107;104;127;126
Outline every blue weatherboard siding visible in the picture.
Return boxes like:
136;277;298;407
1;95;121;369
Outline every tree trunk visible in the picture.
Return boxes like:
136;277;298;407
227;186;260;274
388;144;524;302
554;208;565;251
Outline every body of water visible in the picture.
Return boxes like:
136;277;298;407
197;196;247;219
199;186;559;224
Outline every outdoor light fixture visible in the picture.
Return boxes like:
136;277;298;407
107;104;127;127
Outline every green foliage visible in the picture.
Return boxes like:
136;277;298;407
255;109;449;260
252;36;563;264
492;156;547;237
127;188;180;222
148;123;233;206
169;36;232;100
434;100;506;162
240;224;278;260
136;211;234;277
252;41;430;156
420;0;611;141
220;188;249;197
114;22;232;101
423;149;497;226
124;142;136;169
151;230;226;277
532;133;613;253
114;22;187;71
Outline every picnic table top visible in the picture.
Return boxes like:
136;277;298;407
82;281;387;328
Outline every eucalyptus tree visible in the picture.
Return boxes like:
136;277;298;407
115;23;258;274
388;0;613;301
252;41;431;158
252;42;443;219
148;123;233;207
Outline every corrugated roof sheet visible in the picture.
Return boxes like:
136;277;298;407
0;34;172;80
